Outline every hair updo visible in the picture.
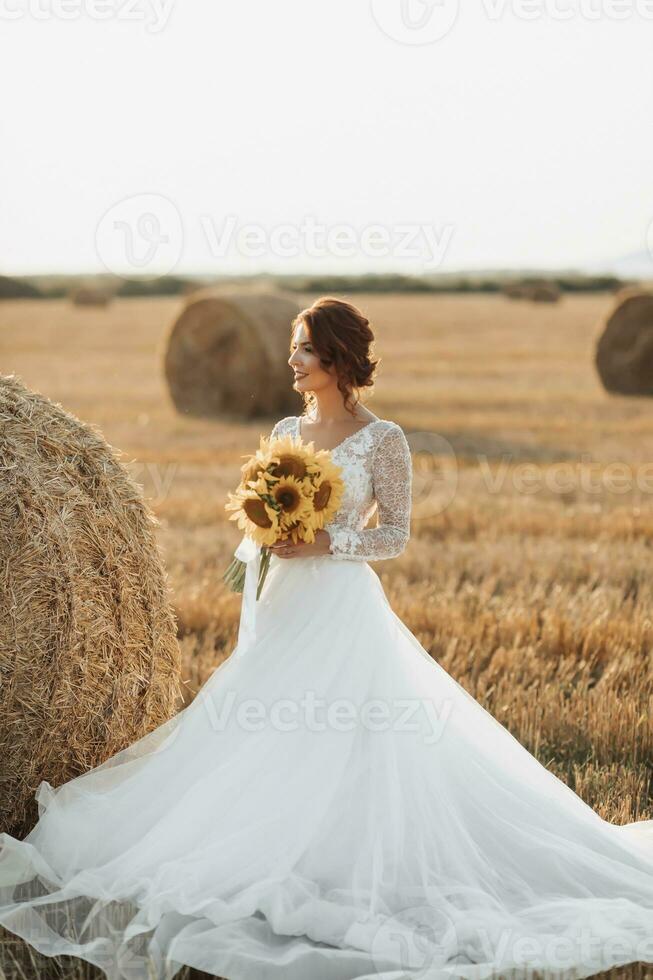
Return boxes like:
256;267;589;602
290;296;380;418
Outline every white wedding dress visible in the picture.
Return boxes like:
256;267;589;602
1;415;653;980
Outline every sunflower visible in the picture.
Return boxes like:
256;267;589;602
239;434;283;487
225;488;282;547
272;474;313;520
310;451;346;529
223;430;346;596
264;432;312;483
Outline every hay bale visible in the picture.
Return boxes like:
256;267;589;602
501;280;560;302
595;289;653;396
525;281;561;303
0;375;182;838
501;282;527;300
164;290;303;419
71;286;112;307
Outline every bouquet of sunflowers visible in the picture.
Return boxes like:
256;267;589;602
223;430;345;600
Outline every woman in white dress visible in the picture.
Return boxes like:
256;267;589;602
1;296;653;980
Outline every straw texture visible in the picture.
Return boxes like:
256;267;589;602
164;290;302;418
0;374;182;839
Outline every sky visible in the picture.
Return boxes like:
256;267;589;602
1;0;652;278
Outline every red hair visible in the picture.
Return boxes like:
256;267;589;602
291;297;380;417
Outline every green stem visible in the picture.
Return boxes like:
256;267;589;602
256;547;271;601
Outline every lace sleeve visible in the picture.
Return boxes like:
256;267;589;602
327;423;412;562
269;417;291;441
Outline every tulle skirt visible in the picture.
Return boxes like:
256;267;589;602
1;549;653;980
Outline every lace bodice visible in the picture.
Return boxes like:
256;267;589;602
270;415;412;562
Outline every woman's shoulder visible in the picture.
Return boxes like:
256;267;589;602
373;419;411;460
376;418;407;439
270;415;297;437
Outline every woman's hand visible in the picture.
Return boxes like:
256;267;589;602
268;529;332;559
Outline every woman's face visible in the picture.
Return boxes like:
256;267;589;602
288;319;334;393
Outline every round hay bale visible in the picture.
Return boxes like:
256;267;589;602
0;374;182;838
525;281;561;303
71;286;112;307
501;282;527;300
164;290;303;419
595;289;653;396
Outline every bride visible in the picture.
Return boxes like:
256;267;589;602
1;296;653;980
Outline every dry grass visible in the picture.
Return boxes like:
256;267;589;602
0;293;651;979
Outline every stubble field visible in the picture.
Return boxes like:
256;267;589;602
1;292;652;979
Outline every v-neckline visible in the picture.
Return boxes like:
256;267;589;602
295;416;383;454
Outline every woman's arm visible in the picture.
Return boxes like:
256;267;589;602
327;423;412;562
